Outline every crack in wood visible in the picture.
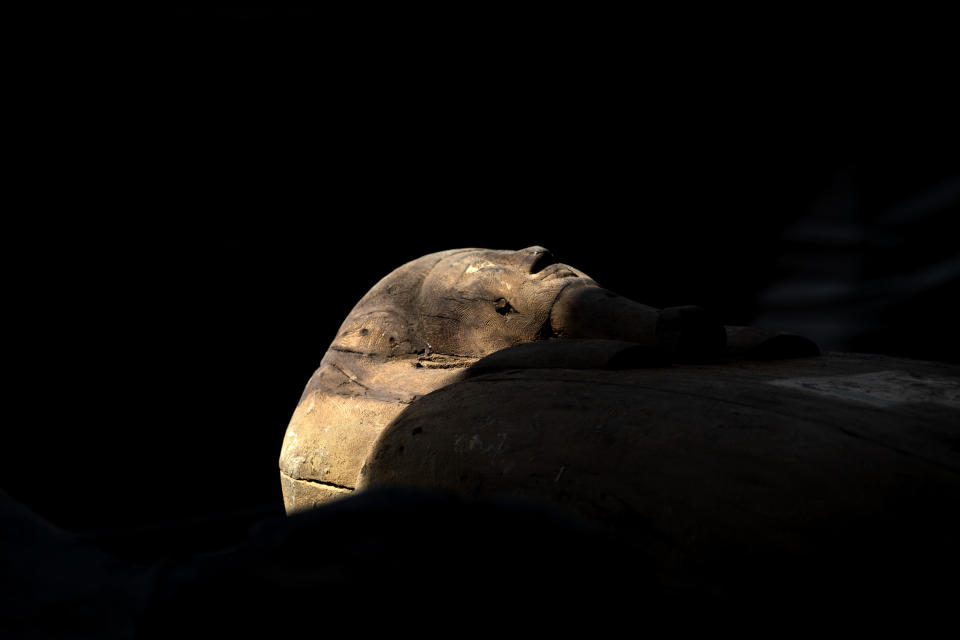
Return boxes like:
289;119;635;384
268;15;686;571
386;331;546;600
328;362;370;390
280;470;355;492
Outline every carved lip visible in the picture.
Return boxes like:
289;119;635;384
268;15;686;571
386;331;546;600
534;263;581;281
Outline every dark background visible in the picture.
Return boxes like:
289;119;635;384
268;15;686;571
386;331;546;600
5;9;957;542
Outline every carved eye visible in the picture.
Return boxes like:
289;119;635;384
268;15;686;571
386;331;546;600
494;298;515;315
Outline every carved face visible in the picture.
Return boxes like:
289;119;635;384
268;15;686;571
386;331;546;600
329;246;597;360
281;245;735;513
417;247;596;357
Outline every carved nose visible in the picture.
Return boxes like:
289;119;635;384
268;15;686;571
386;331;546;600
519;246;554;273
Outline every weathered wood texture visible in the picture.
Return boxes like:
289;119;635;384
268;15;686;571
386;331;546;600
278;246;959;605
362;348;960;599
280;246;738;512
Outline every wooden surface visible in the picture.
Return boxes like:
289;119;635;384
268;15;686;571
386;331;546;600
362;347;960;602
278;246;738;511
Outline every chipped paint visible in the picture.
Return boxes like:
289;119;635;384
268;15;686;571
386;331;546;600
465;260;496;274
